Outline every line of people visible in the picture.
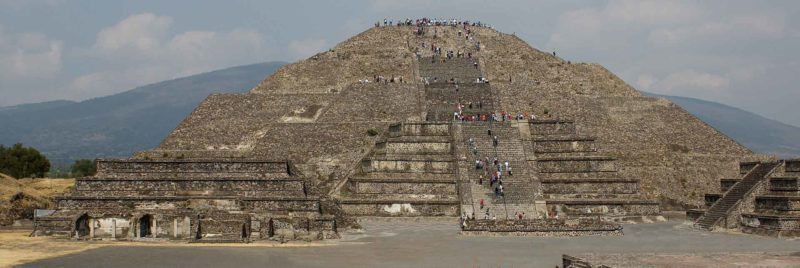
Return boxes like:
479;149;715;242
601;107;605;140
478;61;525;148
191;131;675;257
453;110;540;123
376;18;491;28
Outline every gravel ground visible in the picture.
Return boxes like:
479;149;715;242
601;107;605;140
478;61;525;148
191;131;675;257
20;219;800;268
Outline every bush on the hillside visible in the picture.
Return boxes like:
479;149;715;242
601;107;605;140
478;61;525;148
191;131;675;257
70;159;96;177
367;128;379;136
0;144;51;178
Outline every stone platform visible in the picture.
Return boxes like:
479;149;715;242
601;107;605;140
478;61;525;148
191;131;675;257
34;159;339;242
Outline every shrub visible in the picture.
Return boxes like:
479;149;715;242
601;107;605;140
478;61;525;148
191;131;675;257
0;143;51;178
367;129;379;136
70;159;97;177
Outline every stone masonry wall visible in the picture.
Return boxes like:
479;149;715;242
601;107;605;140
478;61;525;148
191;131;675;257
97;159;288;175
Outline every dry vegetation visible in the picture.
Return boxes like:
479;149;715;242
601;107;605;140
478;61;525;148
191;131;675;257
0;173;74;226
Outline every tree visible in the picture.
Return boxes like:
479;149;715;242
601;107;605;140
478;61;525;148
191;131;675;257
70;159;97;177
0;143;51;178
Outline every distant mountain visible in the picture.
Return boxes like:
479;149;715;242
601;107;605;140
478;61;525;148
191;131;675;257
2;61;797;166
645;92;800;158
0;62;285;166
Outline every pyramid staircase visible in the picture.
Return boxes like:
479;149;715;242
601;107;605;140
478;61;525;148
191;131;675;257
690;159;799;237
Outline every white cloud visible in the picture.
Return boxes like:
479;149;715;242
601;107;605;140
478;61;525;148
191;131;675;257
604;0;701;25
729;64;770;82
94;13;172;56
649;13;785;45
546;0;701;52
0;26;63;79
69;13;273;98
288;38;327;60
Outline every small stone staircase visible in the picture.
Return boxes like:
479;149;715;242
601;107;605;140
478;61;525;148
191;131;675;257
695;161;782;230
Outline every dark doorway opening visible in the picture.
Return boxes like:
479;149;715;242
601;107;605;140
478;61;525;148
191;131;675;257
139;214;152;238
75;214;90;237
267;219;275;237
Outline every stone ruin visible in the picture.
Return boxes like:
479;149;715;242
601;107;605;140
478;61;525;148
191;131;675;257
34;159;337;242
34;21;780;241
689;159;800;237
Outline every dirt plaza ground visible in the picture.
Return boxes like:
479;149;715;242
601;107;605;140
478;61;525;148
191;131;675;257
13;217;800;268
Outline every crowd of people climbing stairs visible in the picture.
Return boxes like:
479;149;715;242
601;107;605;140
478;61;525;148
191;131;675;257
461;122;531;223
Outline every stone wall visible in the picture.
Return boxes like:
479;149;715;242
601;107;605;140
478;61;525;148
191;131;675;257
536;157;616;173
349;180;456;195
365;159;453;173
97;159;289;175
240;198;320;212
541;179;639;195
741;214;800;237
530;120;577;136
786;159;800;172
755;196;800;213
398;122;450;136
339;200;459;216
383;141;451;155
75;180;303;193
534;138;595;153
547;201;660;218
462;219;623;237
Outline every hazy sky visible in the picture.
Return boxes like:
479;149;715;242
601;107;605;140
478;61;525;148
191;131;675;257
1;0;798;125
